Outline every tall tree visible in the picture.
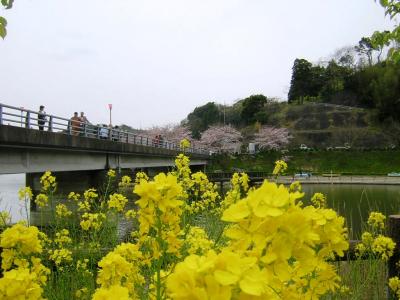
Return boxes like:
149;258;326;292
187;102;220;139
288;59;314;103
355;37;374;66
240;94;267;125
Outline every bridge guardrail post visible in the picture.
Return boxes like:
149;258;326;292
68;120;72;135
48;116;53;132
25;111;30;129
146;137;149;146
96;126;100;139
0;105;2;125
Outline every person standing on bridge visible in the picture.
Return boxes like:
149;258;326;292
79;112;91;136
70;112;81;135
38;105;47;131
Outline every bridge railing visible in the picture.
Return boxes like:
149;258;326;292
0;103;208;155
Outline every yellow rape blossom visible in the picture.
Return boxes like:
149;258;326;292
55;203;72;218
18;186;33;201
185;226;214;255
67;192;80;202
54;229;72;247
368;211;386;230
272;159;287;175
0;224;43;255
80;213;106;231
34;193;49;208
92;285;131;300
389;276;400;299
134;171;149;185
134;173;183;213
49;248;73;267
84;188;98;202
40;171;57;192
107;169;116;178
0;267;44;300
311;192;326;208
108;193;128;212
372;235;395;261
119;175;132;188
180;138;191;150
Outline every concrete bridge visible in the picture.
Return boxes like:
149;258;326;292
0;103;209;194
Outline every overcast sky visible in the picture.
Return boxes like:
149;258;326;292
0;0;395;128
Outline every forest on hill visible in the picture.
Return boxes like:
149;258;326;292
181;34;400;150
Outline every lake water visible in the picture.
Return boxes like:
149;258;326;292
0;174;28;223
0;174;400;238
302;184;400;239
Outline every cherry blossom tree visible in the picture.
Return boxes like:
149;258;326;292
200;125;243;153
253;126;291;150
145;124;193;145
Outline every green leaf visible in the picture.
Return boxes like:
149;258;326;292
0;16;7;26
0;24;6;39
1;0;13;9
0;16;6;39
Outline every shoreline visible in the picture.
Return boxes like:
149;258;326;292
275;175;400;185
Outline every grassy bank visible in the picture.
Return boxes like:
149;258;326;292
207;150;400;175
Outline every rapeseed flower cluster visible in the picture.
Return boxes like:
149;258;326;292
80;212;106;231
34;193;49;208
77;188;99;212
0;224;50;300
40;170;57;192
186;172;219;214
311;192;326;208
180;138;191;150
55;203;72;218
48;229;73;269
389;276;400;299
184;226;214;255
67;191;80;201
134;173;185;258
95;243;144;298
9;152;357;299
119;175;132;188
49;248;73;267
356;211;395;261
135;171;149;185
272;159;288;175
18;187;33;201
220;172;250;211
107;169;116;178
368;211;386;230
168;180;349;299
108;193;128;212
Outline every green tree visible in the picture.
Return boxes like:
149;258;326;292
187;102;220;139
355;37;374;66
0;0;13;39
288;59;325;103
373;0;400;63
240;94;267;125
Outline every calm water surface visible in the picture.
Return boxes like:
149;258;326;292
302;184;400;239
0;174;27;223
0;174;400;237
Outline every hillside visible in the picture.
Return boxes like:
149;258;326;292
184;100;399;149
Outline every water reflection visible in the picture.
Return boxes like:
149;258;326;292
0;174;27;223
302;184;400;239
